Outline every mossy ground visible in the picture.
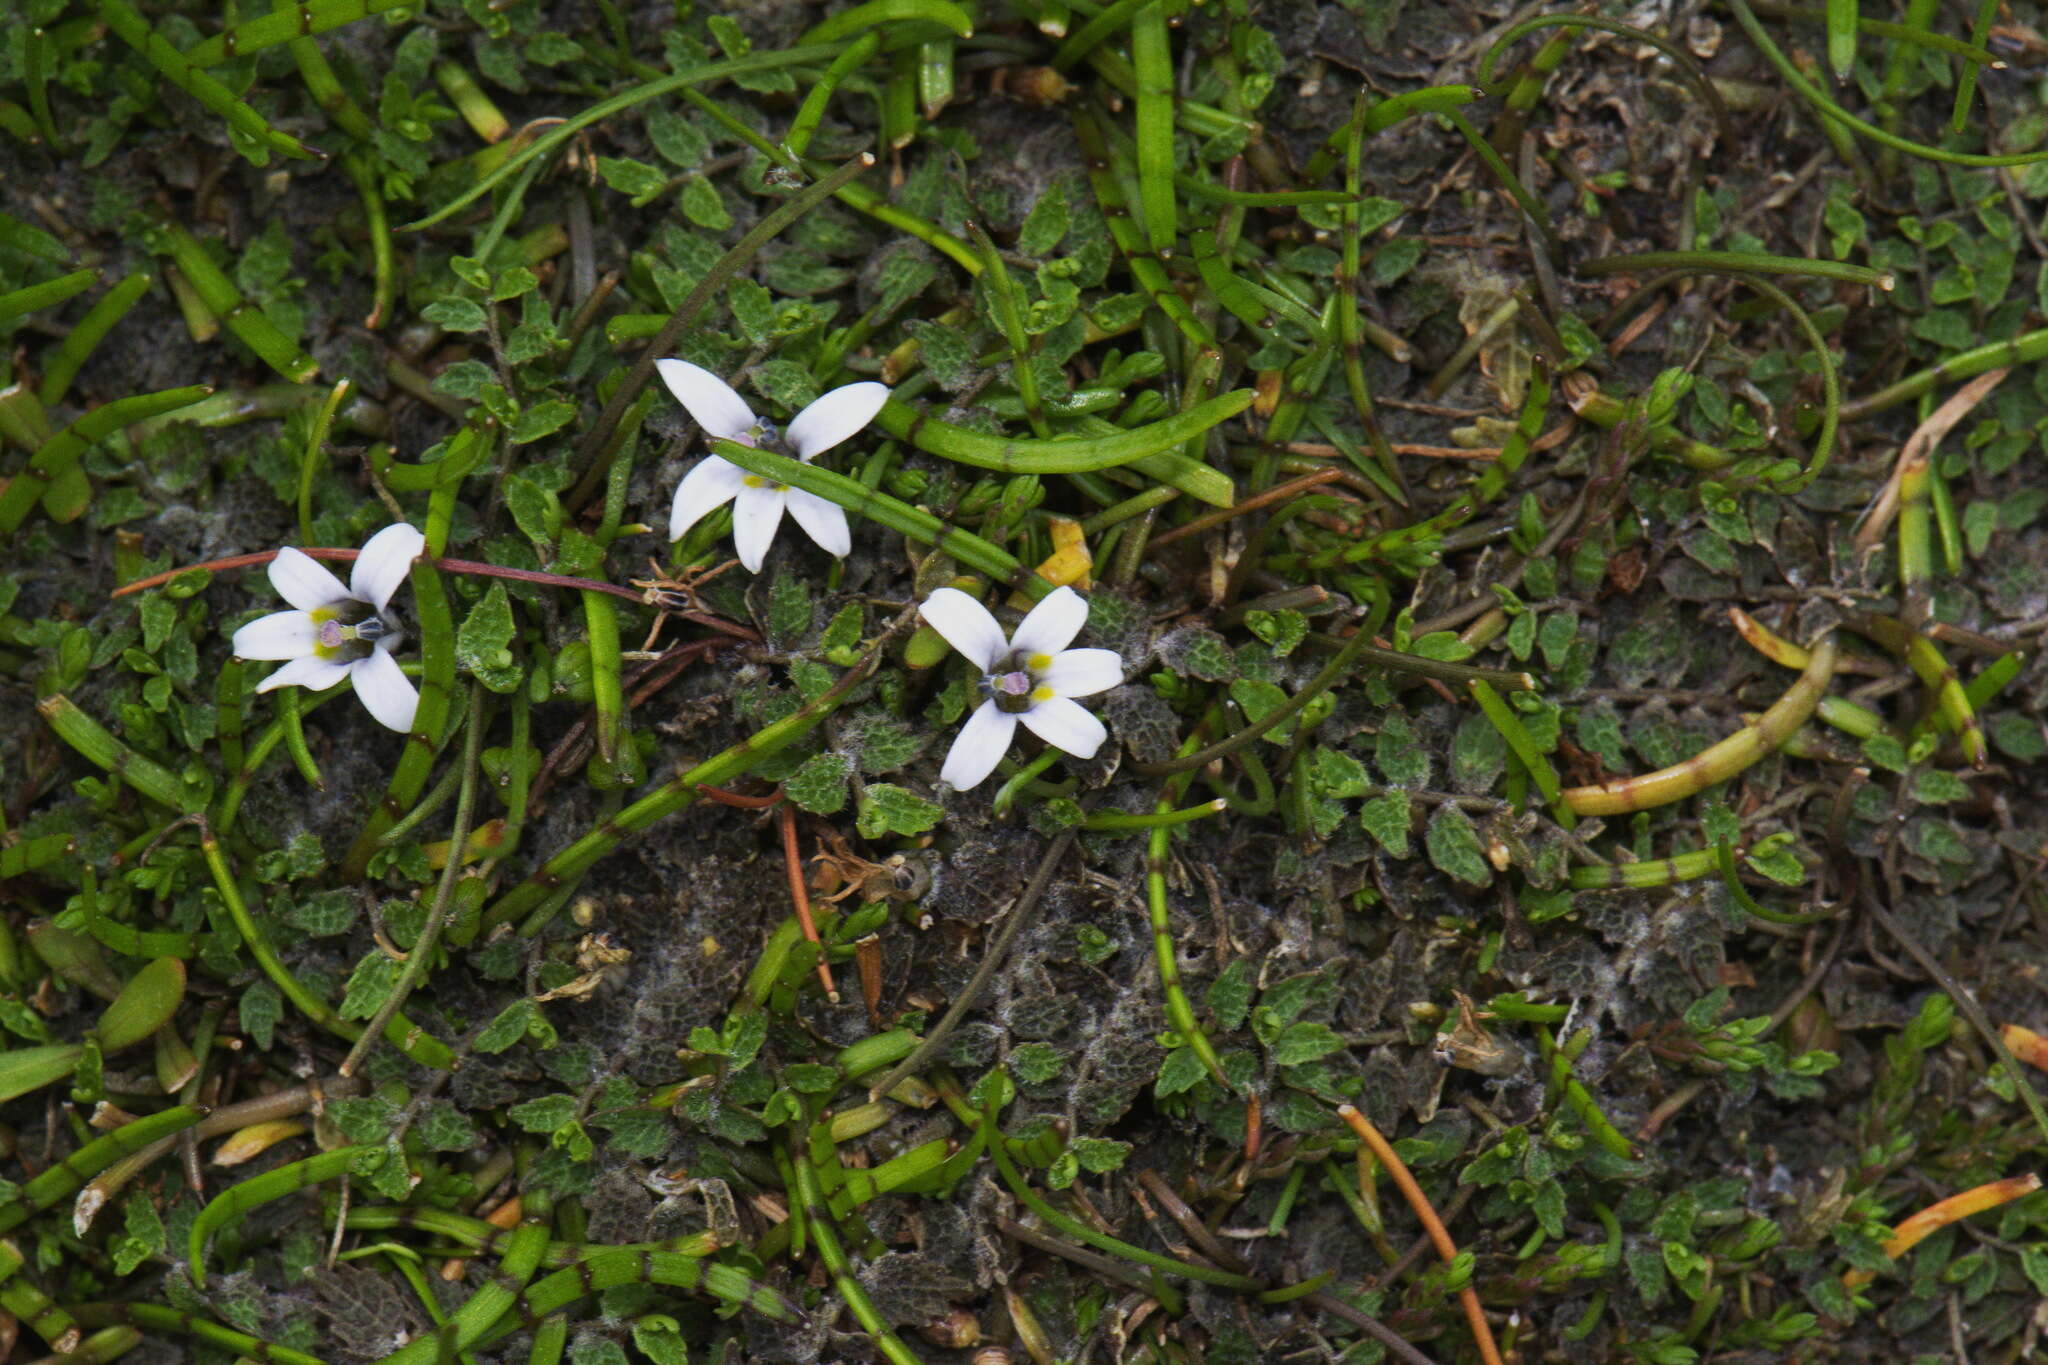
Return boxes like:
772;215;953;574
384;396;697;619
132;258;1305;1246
5;2;2048;1363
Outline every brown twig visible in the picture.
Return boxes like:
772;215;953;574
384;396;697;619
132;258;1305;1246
1148;467;1344;553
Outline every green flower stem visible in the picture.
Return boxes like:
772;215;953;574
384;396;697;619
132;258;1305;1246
1051;0;1150;68
1537;1027;1638;1159
1824;0;1859;77
183;0;413;66
1897;452;1932;614
460;1242;799;1332
1469;678;1570;826
1569;847;1723;890
374;749;462;855
0;834;72;879
1567;384;1732;468
1090;798;1226;831
1079;483;1179;535
341;155;394;323
786;32;878;157
343;683;485;1078
1478;15;1732;146
342;510;461;877
279;0;373;139
706;439;1046;599
527;1317;568;1365
22;29;60;149
277;685;324;789
567;151;875;505
190;1146;376;1284
213;689;344;834
981;1083;1265;1291
344;1207;718;1266
788;1140;927;1365
0;385;213;535
1729;0;2048;167
871;390;1243;503
37;271;151;406
295;378;352;542
0;1238;79;1350
66;1304;321;1365
1189;225;1325;339
1071;108;1225;362
0;1105;204;1237
0;267;95;326
1305;85;1479;184
991;748;1065;817
481;620;906;935
798;0;972;45
1840;326;2048;422
1561;640;1838;816
1962;651;2023;710
1335;94;1402;491
582;592;635;780
1148;769;1230;1086
407;45;847;231
372;1223;550;1365
1442;107;1564;266
1750;1;2000;62
1174;175;1355;208
1576;249;1891;290
150;222;318;381
1705;842;1825;926
487;684;532;867
36;695;205;814
969;223;1048;437
1853;614;1987;768
99;0;318;160
199;829;455;1069
1487;23;1573;145
1130;1;1176;254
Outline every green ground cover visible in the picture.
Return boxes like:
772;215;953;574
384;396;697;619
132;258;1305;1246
6;1;2048;1361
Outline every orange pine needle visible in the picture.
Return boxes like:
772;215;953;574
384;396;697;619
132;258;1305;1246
779;804;837;1003
1842;1173;2041;1289
2002;1023;2048;1073
1338;1104;1505;1365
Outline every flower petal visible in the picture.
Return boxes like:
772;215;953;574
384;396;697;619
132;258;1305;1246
1009;585;1088;660
918;587;1006;671
668;455;747;542
783;487;851;558
349;648;419;733
731;480;786;573
656;358;757;441
1040;648;1123;699
232;610;317;660
267;547;348;612
254;654;351;694
1019;695;1107;759
786;381;890;460
350;523;425;611
939;700;1018;791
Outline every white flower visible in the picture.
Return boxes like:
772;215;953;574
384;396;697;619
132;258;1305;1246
659;358;889;573
920;585;1124;791
230;523;425;733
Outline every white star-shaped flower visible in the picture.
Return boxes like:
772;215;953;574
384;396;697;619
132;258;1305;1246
920;585;1124;791
229;523;425;733
659;358;889;573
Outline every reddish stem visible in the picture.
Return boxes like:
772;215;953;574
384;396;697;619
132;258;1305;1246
115;547;646;605
779;803;837;1003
